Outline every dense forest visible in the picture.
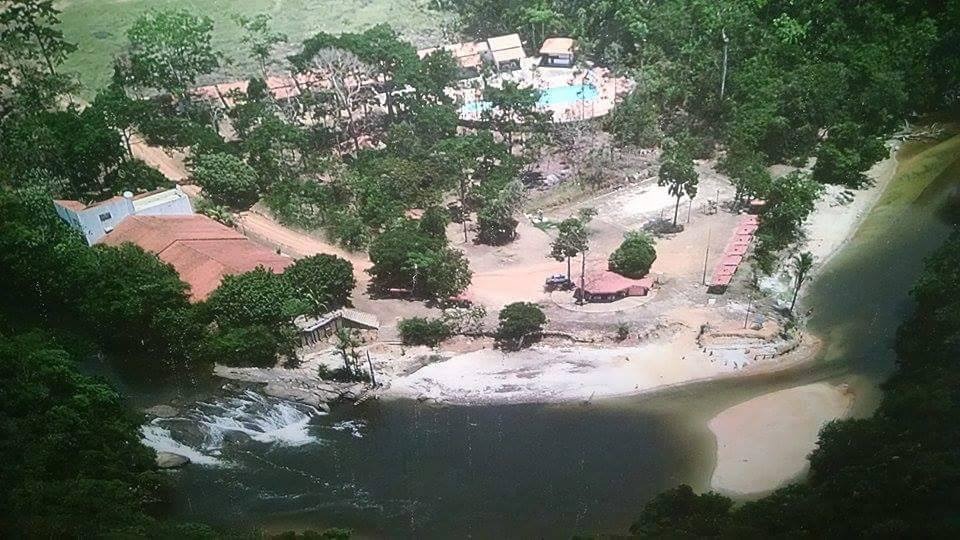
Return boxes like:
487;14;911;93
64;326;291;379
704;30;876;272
1;0;959;536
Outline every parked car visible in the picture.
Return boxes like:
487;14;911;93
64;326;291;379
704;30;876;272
544;273;574;291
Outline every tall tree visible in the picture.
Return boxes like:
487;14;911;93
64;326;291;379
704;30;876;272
789;251;813;313
233;13;287;80
550;217;588;279
284;254;356;315
658;142;699;227
124;9;221;96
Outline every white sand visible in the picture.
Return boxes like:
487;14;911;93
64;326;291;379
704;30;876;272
384;334;746;405
708;383;853;495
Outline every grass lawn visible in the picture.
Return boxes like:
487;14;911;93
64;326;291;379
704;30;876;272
57;0;453;96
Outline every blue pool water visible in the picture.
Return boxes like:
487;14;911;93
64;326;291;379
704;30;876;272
461;83;599;114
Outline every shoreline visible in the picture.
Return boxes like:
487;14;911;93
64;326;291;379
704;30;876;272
705;147;902;496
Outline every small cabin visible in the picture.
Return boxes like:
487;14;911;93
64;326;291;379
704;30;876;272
539;38;576;68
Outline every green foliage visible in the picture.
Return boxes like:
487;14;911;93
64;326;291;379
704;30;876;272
812;122;888;187
476;178;525;246
191;152;260;209
124;9;221;95
658;140;699;226
609;231;657;278
207;267;306;329
482;81;551;154
754;172;822;272
628;229;960;538
550;217;588;266
0;107;125;201
104;158;171;193
284;254;356;315
398;317;452;346
629;484;733;537
368;221;471;299
496;302;546;350
205;323;291;368
0;331;160;537
607;86;661;147
206;267;306;366
419;205;450;238
718;146;773;207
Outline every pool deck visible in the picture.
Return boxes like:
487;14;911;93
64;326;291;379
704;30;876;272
454;57;632;123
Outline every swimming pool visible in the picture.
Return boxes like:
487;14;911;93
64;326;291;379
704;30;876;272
460;83;599;114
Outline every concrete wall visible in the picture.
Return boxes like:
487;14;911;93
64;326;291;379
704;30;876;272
54;197;135;245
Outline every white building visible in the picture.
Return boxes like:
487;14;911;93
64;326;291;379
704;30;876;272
53;187;194;245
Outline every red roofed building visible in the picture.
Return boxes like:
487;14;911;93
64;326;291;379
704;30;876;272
577;270;655;303
98;215;292;301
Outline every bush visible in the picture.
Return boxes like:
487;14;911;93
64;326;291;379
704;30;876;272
191;152;260;209
398;317;451;346
496;302;547;350
284;254;356;315
609;231;657;278
205;324;285;367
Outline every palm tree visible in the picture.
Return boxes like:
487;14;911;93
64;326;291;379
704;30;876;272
790;252;814;313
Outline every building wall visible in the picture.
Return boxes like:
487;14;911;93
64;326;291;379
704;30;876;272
54;198;135;245
53;189;194;245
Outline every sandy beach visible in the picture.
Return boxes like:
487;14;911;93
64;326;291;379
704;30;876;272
708;382;854;494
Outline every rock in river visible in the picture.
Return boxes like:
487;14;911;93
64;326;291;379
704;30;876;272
144;404;179;418
155;451;191;469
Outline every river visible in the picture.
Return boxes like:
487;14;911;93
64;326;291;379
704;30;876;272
95;134;960;538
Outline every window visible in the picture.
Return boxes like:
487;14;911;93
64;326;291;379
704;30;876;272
99;212;112;222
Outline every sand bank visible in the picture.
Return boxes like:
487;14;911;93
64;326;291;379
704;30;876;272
709;382;854;494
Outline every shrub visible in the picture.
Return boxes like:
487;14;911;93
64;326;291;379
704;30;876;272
609;231;657;278
205;324;285;367
191;152;259;209
398;317;452;346
496;302;547;350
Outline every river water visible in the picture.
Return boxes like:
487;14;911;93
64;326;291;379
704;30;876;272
102;135;959;538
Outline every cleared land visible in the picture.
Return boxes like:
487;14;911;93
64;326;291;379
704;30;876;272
58;0;452;95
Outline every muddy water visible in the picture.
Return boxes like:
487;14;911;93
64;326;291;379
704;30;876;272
131;135;960;538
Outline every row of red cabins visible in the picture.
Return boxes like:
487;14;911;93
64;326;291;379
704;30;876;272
708;214;760;293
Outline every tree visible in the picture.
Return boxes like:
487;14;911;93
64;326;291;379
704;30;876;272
398;317;451;346
0;0;76;77
367;222;471;300
476;178;525;246
0;108;126;200
419;205;450;238
658;142;699;227
789;251;813;313
812;122;887;187
629;485;733;537
0;331;161;537
496;302;547;350
720;146;772;208
190;152;260;209
404;246;473;300
550;217;588;278
91;83;154;157
609;231;657;278
284;254;356;315
303;47;374;152
233;13;287;80
81;243;193;351
124;9;221;96
207;267;306;329
482;81;550;153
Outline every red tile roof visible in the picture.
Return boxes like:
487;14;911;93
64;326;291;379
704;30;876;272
582;270;654;295
99;215;292;301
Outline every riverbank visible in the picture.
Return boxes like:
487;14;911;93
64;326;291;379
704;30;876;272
708;131;960;496
708;382;854;494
